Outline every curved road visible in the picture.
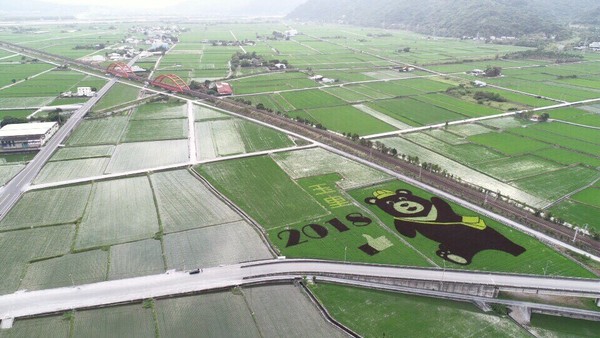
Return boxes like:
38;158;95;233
0;259;598;321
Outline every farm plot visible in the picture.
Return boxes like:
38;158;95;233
536;148;600;168
156;292;261;338
210;119;245;155
509;126;600;157
193;104;230;121
0;97;54;109
0;225;75;294
511;166;599;203
312;284;528;338
105;139;189;173
228;72;319;95
163;221;272;269
33;157;110;184
20;250;108;290
131;101;187;120
268;173;432;267
196;156;327;229
272;147;391;190
150;170;241;233
468;132;549;155
195;119;293;160
380;136;547;207
530;121;600;146
50;145;114;162
551;200;600;233
279;90;347;110
0;62;54;87
0;70;85;98
322;87;374;103
122;119;188;142
244;284;347;338
108;239;165;280
75;176;159;249
0;184;91;229
93;83;140;111
66;116;129;146
367;98;467;126
353;104;412;130
571;188;600;208
402;133;507;165
414;93;501;117
351;180;596;277
303;105;397;135
0;316;70;337
476;155;565;182
73;304;156;338
529;314;600;338
0;164;24;186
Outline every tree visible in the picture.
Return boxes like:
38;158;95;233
484;66;502;77
11;79;16;84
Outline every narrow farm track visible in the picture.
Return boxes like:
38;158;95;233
1;40;598;259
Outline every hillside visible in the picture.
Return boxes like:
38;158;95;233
288;0;595;38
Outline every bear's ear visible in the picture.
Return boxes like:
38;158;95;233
365;197;377;205
396;189;412;195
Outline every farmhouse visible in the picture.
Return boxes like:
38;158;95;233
215;82;233;96
472;80;487;87
77;87;94;97
590;42;600;51
468;69;485;76
0;122;59;152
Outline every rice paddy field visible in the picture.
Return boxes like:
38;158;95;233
163;220;273;269
151;170;242;233
195;118;294;160
75;176;159;249
311;283;529;338
105;139;189;173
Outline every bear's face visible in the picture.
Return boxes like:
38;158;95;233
365;189;432;218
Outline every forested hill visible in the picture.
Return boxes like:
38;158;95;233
288;0;598;38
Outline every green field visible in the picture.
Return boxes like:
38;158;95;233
550;200;600;233
511;166;599;202
150;170;241;233
196;156;327;229
529;313;600;337
0;225;75;294
105;139;189;173
468;132;549;155
20;250;108;290
122;118;188;142
76;176;159;249
34;157;110;184
131;101;187;120
108;239;165;280
93;83;139;111
267;174;432;267
311;284;528;338
303;105;397;135
50;145;114;162
67;116;129;146
163;221;273;269
351;180;596;277
0;185;91;230
72;304;156;337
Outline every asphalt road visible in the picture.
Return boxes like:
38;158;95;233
0;259;598;320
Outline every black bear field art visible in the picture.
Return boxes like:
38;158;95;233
365;189;526;265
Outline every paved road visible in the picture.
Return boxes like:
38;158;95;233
0;259;598;320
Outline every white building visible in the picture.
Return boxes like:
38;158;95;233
472;80;487;87
77;87;94;97
0;122;59;152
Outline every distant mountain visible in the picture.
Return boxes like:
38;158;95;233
288;0;596;38
168;0;307;17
